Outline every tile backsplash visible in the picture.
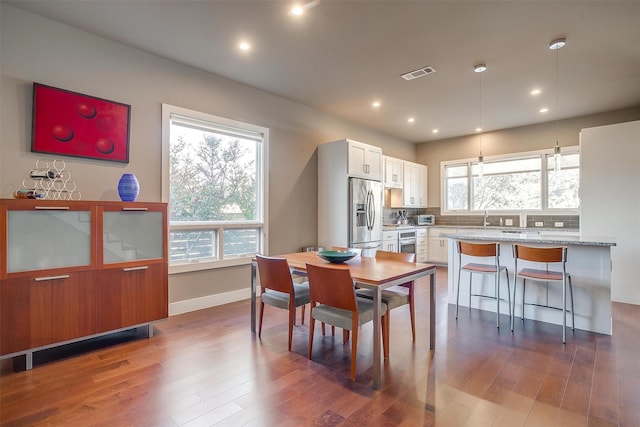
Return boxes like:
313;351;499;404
384;206;579;230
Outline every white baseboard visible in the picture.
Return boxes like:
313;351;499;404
169;286;261;316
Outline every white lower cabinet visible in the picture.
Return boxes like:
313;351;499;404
427;227;457;264
382;230;398;252
416;228;428;262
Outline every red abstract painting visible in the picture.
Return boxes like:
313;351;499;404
31;83;131;163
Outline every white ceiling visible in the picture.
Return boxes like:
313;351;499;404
7;0;640;142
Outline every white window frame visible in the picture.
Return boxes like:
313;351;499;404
440;146;579;215
161;104;269;274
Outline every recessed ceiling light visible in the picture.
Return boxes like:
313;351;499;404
531;89;541;96
290;5;304;15
432;129;439;134
476;127;483;132
289;1;320;17
549;38;566;50
239;41;251;51
407;117;415;123
372;101;381;108
540;108;549;113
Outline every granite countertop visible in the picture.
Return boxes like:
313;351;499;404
439;229;616;247
383;225;429;230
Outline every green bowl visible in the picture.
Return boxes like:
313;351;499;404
317;250;358;263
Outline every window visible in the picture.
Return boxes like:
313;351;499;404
442;147;579;213
162;104;267;272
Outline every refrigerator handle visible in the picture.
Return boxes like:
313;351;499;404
366;190;373;230
364;190;370;230
369;190;376;231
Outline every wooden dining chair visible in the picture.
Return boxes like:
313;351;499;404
316;246;364;337
355;250;416;358
306;263;388;381
256;255;310;351
512;245;574;343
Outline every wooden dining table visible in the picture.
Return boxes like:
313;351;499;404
250;251;437;389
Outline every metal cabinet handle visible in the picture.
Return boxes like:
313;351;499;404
122;207;148;211
35;275;70;282
35;206;69;210
123;266;149;272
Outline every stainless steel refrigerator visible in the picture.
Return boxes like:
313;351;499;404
349;177;382;256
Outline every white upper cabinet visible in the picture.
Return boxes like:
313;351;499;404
347;139;382;180
383;156;403;188
419;164;428;207
403;161;428;208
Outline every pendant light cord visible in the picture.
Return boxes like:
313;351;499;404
555;46;559;149
479;68;483;157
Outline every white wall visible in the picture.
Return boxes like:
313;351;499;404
0;4;415;310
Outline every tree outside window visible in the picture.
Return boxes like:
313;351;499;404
163;106;266;266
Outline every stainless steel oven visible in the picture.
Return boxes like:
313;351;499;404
398;230;417;254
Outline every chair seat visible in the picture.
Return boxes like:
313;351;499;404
312;297;388;330
517;268;564;281
462;262;501;273
261;282;310;309
355;288;409;310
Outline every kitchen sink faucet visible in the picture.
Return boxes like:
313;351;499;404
483;210;490;227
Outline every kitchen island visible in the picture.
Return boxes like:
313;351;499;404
440;229;616;335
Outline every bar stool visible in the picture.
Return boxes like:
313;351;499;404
512;245;574;343
456;241;511;328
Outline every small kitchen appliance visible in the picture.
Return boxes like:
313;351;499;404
417;214;435;226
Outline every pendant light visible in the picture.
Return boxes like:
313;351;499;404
474;63;487;178
550;38;566;173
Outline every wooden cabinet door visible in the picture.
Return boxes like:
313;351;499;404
30;271;98;348
1;278;30;355
97;263;168;332
1;271;97;355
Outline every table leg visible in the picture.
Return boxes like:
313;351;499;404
372;286;382;389
430;270;436;349
251;260;257;333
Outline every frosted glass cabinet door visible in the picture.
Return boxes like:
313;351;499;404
7;210;92;273
103;211;164;263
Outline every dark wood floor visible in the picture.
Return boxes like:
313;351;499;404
1;266;639;426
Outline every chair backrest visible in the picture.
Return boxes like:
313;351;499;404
306;263;357;312
256;255;294;294
513;245;566;263
458;241;499;257
331;246;362;256
375;250;415;263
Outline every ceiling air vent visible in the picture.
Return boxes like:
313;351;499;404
401;65;436;81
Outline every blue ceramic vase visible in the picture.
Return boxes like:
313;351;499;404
117;173;140;202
